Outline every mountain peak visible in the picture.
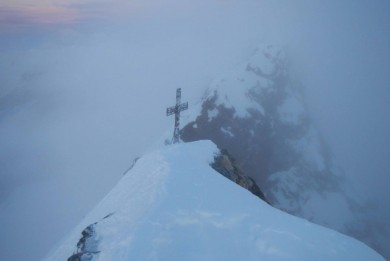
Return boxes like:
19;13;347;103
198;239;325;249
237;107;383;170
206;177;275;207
199;44;290;120
180;44;386;257
44;141;384;260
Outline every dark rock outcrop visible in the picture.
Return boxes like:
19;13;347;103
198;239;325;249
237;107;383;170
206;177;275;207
67;223;99;261
67;213;115;261
67;223;100;261
211;149;269;204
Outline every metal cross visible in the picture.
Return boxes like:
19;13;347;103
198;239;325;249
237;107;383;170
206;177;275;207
166;88;188;144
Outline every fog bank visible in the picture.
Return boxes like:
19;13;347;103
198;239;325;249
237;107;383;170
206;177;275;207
0;1;389;260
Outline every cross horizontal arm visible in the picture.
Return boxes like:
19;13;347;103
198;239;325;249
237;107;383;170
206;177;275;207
166;102;188;116
166;106;176;116
178;102;188;112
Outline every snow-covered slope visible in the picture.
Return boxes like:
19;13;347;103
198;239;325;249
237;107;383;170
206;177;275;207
44;141;384;260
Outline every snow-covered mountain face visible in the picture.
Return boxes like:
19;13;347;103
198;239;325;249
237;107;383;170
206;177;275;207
44;141;384;260
180;45;386;257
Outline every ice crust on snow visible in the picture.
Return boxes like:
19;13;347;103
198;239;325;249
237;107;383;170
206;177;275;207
44;141;384;261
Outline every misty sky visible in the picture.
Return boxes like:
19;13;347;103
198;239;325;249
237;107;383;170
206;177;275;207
1;0;390;260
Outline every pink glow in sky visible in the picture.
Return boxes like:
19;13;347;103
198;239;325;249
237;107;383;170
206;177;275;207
0;0;221;33
0;5;79;26
0;0;147;32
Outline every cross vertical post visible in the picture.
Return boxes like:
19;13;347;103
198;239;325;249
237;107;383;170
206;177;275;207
166;88;188;144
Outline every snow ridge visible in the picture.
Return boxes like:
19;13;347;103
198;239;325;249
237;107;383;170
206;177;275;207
44;141;384;260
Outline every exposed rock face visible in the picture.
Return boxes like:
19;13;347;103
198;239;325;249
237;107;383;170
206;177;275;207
181;44;345;219
180;44;386;256
211;149;269;204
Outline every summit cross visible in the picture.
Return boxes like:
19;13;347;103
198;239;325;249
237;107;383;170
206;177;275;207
166;88;188;144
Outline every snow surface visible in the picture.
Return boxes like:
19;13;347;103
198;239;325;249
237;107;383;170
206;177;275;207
207;46;278;118
182;44;279;121
209;69;267;118
44;140;384;261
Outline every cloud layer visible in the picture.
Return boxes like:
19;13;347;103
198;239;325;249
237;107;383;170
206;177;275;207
1;0;389;260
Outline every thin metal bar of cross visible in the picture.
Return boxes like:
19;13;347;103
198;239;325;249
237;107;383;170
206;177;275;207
166;88;188;144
